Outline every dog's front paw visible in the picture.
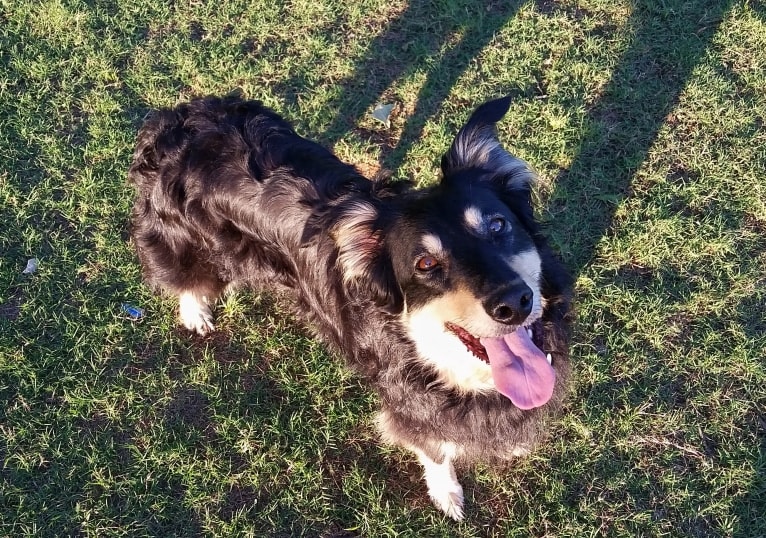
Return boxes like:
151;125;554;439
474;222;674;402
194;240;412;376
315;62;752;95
182;308;215;335
179;293;215;335
429;481;464;521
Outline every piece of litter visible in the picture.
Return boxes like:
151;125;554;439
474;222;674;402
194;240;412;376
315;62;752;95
372;103;395;128
121;303;145;320
22;258;38;275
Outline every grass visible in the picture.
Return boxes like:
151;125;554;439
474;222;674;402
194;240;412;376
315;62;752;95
1;0;764;535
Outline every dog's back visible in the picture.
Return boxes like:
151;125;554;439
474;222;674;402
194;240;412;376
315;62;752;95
128;96;373;321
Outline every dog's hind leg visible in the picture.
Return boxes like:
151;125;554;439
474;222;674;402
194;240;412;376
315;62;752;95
413;443;464;521
178;290;217;335
132;228;227;335
172;267;229;336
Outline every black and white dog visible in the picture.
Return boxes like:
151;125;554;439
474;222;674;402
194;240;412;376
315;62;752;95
129;94;572;520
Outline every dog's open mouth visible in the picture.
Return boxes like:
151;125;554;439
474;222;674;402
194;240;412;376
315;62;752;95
445;321;555;410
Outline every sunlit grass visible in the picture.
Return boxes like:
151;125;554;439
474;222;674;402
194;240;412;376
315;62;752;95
1;0;764;536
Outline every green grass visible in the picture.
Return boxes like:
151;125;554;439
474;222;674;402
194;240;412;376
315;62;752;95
1;0;764;535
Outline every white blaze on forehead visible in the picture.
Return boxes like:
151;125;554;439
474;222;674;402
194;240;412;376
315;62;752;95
463;206;483;231
422;233;445;256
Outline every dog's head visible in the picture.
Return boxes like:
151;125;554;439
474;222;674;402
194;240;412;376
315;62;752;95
334;97;558;408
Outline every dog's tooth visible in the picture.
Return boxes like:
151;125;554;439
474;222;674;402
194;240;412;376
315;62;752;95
527;328;533;338
546;353;552;364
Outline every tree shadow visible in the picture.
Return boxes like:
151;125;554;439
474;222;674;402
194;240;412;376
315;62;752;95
281;0;526;172
309;0;749;530
546;0;734;274
534;3;766;535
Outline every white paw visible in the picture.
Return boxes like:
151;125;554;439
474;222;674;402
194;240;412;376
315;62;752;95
179;293;215;335
429;482;464;521
512;445;532;457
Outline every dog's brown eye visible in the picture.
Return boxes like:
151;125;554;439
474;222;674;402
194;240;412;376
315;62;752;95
416;255;440;272
489;217;507;234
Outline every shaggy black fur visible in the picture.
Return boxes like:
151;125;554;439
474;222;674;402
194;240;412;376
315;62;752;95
129;93;572;517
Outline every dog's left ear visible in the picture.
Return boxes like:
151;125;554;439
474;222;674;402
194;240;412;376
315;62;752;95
332;202;404;313
441;96;536;196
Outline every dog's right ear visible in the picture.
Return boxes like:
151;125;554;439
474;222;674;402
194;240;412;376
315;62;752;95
441;96;535;193
332;202;403;313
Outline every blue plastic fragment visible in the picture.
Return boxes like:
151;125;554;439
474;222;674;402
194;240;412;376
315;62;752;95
121;303;145;320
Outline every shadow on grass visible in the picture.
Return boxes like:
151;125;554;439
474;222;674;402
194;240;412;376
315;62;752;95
1;407;205;536
546;0;734;273
310;0;751;531
281;0;526;173
540;3;766;534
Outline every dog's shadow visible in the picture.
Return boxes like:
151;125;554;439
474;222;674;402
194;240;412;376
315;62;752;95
135;293;435;534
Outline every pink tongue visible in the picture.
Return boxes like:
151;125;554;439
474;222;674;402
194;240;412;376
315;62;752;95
480;327;555;409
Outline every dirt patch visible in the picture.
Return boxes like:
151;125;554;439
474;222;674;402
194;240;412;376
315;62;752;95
219;483;260;521
666;163;701;186
533;0;591;21
0;291;23;320
164;386;213;432
615;261;655;291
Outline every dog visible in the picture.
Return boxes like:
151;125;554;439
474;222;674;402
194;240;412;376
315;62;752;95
128;93;572;520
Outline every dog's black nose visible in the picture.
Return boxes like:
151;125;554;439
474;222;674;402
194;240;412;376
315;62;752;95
485;283;533;325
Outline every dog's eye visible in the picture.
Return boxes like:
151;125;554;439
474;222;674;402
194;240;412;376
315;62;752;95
416;255;440;272
488;217;507;234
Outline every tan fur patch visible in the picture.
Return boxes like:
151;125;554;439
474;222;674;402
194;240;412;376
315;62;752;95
403;289;498;394
403;264;544;393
